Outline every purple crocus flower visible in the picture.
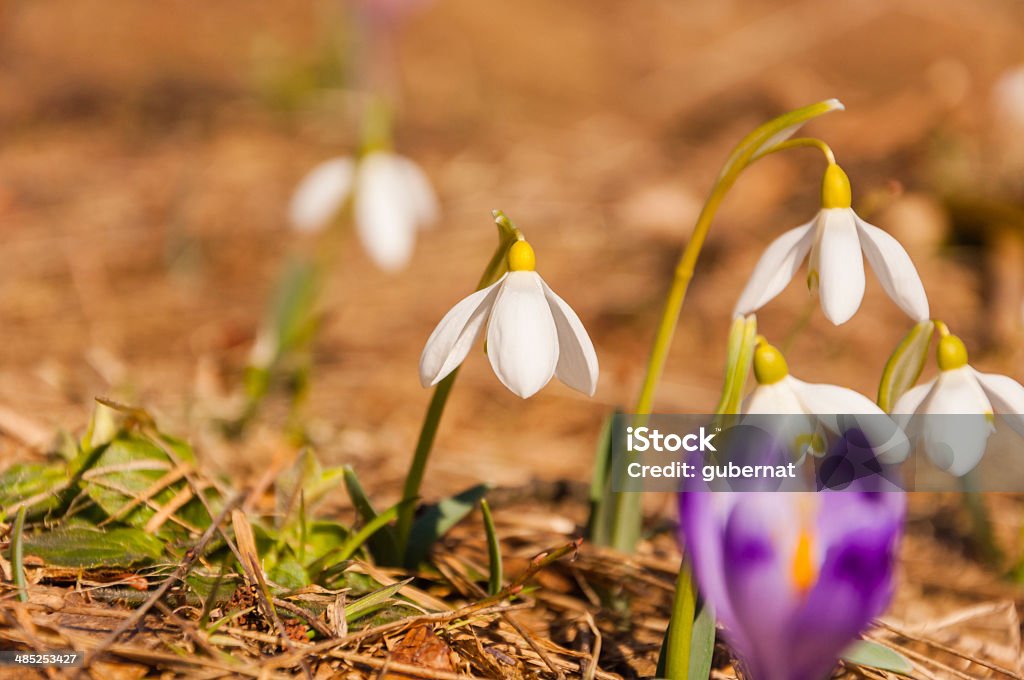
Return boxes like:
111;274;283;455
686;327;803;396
679;490;904;680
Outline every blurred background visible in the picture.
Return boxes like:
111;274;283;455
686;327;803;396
2;0;1024;520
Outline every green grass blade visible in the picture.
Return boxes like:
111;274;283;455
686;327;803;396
480;499;502;596
345;578;414;623
343;465;400;565
12;506;28;602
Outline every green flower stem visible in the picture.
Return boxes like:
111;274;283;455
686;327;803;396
661;562;697;678
609;100;844;554
396;211;520;552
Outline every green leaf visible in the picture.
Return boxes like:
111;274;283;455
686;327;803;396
80;432;197;533
22;526;165;568
586;411;618;546
0;464;68;519
269;552;310;590
841;640;914;675
688;599;715;680
12;507;28;602
878;320;935;412
345;578;414;623
480;499;502;596
715;314;758;416
405;484;490;568
343;465;400;565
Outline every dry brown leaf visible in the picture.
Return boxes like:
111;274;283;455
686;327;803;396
383;625;457;680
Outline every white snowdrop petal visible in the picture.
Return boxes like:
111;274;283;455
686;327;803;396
920;368;994;476
742;378;817;463
397;157;440;229
973;368;1024;438
540;279;599;396
288;157;355;233
855;216;930;321
891;381;935;415
742;378;806;414
816;209;866;325
355;152;418;271
789;378;909;464
486;272;559;398
731;221;816;317
418;276;505;387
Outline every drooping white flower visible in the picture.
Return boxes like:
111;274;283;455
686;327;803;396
743;340;908;464
893;332;1024;476
733;164;929;325
288;152;439;272
419;240;599;399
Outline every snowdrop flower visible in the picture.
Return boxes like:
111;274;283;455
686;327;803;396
744;339;907;464
893;330;1024;476
419;240;599;399
680;489;904;680
288;152;439;272
733;164;929;325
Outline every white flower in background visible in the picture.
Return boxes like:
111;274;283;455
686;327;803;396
743;339;908;464
419;240;599;399
733;164;929;325
288;152;439;272
993;64;1024;129
893;332;1024;476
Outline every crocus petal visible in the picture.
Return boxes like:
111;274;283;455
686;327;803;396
973;368;1024;438
732;221;816;317
397;156;440;229
855;216;930;321
354;152;419;272
815;209;865;325
418;275;505;387
789;492;903;679
719;494;801;680
538;279;599;396
486;271;559;398
789;378;910;464
288;157;355;233
921;367;993;476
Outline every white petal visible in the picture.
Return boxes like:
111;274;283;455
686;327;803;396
486;271;559;398
815;209;865;325
973;368;1024;438
855;216;930;321
397;156;440;229
891;381;935;415
354;152;419;272
540;278;599;396
732;220;816;317
742;378;805;415
418;276;504;387
742;377;818;463
288;157;355;233
789;378;910;464
920;367;993;476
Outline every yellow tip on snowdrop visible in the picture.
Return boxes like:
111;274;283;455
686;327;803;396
820;163;851;209
508;240;536;272
753;339;788;385
937;334;969;371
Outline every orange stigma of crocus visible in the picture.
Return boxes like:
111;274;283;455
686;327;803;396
791;528;817;593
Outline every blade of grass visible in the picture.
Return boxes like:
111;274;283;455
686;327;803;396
12;506;28;603
342;465;400;565
405;484;490;568
345;578;414;623
480;499;502;596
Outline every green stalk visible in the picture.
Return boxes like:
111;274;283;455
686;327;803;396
608;101;845;553
660;563;696;677
396;212;519;553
